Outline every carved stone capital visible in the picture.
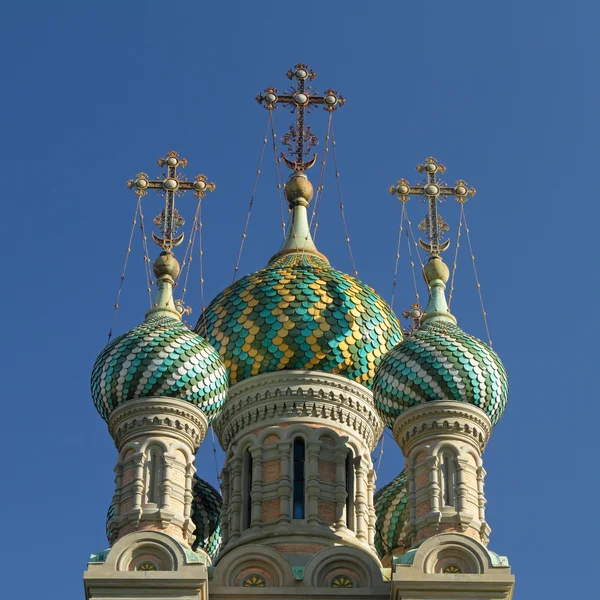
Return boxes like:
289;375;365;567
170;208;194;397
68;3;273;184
108;397;209;450
214;370;383;450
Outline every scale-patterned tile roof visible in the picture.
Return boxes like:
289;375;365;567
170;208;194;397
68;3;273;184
374;320;508;428
374;471;408;559
196;253;403;388
91;315;227;423
191;476;222;561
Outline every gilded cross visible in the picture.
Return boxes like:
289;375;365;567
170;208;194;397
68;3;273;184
256;63;345;172
388;157;476;255
127;151;215;251
402;302;424;335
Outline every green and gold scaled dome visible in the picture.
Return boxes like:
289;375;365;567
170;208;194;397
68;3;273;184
191;475;222;561
197;253;403;388
374;471;408;559
374;256;508;427
91;252;227;423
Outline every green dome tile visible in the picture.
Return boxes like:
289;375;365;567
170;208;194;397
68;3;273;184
91;316;227;422
374;471;408;559
191;475;222;561
196;254;403;388
373;320;508;428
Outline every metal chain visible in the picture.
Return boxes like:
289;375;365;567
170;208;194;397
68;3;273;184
390;205;406;312
107;198;141;342
310;112;333;239
447;211;463;309
232;116;269;283
330;123;359;277
179;197;202;307
211;426;222;486
138;199;154;308
375;430;385;477
404;204;424;302
460;205;493;346
198;199;207;336
268;111;287;239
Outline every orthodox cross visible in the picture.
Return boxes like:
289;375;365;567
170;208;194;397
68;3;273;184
127;151;215;251
256;63;345;172
388;157;476;255
402;302;424;335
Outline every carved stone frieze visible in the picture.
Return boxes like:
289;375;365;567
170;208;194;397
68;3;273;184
109;397;209;450
214;371;383;450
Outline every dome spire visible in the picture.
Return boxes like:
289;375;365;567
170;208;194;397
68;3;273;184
257;64;345;262
388;157;476;325
126;150;215;320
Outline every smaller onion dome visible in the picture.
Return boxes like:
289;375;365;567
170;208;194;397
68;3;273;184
91;252;227;423
191;475;222;561
374;256;508;428
374;471;408;560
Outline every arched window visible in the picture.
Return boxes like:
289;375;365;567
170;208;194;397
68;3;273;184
243;449;253;529
145;446;163;505
345;449;355;530
439;451;458;508
292;437;305;519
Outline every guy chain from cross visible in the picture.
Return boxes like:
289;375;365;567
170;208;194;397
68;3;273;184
256;63;345;172
127;151;215;252
388;157;476;256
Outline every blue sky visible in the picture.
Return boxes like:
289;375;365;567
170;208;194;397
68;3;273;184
1;1;595;598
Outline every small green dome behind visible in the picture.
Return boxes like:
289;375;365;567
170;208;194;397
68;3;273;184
196;253;403;388
374;471;408;559
191;475;222;561
374;320;508;428
91;315;227;423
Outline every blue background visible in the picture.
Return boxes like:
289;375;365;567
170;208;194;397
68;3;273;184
1;1;594;598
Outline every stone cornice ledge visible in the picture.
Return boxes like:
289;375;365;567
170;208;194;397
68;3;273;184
109;397;209;449
215;370;383;450
392;401;492;453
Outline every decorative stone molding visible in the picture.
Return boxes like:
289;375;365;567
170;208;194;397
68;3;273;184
215;370;383;451
109;397;209;450
392;401;492;455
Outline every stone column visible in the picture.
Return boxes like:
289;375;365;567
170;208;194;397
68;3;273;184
306;441;321;525
220;466;230;544
277;441;292;524
106;397;208;547
250;446;264;528
393;401;492;548
354;456;368;542
334;447;347;531
229;453;243;542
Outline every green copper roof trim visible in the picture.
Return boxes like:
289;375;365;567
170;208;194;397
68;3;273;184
197;253;403;389
184;548;207;564
374;471;408;559
374;319;508;427
91;315;227;423
394;548;417;565
191;475;223;561
89;549;110;563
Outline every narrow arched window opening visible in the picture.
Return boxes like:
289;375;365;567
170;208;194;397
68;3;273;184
439;452;458;508
293;437;305;519
345;449;355;530
145;447;163;505
243;449;253;529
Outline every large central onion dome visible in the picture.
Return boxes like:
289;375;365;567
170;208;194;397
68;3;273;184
374;256;508;428
91;251;227;423
196;174;403;388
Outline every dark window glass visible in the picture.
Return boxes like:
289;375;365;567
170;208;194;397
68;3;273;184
293;438;305;519
345;450;354;530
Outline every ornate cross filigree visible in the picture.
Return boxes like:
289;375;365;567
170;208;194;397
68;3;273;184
256;63;345;172
388;157;476;255
127;151;215;251
402;302;424;335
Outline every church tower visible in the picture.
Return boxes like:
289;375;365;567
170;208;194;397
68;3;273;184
84;65;514;600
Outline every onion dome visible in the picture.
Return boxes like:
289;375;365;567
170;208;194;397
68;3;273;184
91;251;227;423
196;174;403;388
374;255;508;428
191;475;222;561
374;471;408;559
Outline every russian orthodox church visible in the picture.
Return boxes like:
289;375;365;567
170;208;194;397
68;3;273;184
84;64;515;600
